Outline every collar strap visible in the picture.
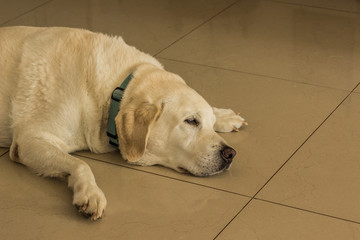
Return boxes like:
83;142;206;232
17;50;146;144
107;73;134;147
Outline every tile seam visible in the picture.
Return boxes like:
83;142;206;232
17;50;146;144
0;149;9;158
0;0;54;26
73;153;252;199
213;82;360;239
254;197;360;225
252;90;355;198
252;82;360;198
213;197;254;239
266;0;360;15
158;57;353;92
213;195;360;240
153;0;240;57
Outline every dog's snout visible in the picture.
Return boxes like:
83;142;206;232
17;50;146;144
221;146;236;163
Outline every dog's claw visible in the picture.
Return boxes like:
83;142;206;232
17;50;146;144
75;204;97;219
91;211;104;221
82;203;88;211
73;184;106;221
75;204;81;211
232;121;248;132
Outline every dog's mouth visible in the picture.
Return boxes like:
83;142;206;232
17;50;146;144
177;167;191;175
224;163;232;170
176;164;231;177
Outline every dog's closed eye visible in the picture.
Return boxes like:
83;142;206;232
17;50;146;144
184;117;199;126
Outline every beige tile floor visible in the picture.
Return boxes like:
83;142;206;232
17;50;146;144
1;0;360;239
0;0;49;24
273;0;360;13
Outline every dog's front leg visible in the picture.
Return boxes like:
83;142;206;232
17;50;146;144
212;107;247;132
10;133;106;220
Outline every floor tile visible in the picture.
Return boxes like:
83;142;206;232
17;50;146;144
217;199;360;240
158;0;360;90
0;148;8;156
272;0;360;13
355;85;360;93
258;93;360;222
0;0;49;24
1;0;235;55
0;153;248;240
77;59;348;197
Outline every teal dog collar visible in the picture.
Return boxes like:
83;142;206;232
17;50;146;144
107;73;134;147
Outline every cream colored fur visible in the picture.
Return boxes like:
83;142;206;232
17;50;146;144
0;26;246;220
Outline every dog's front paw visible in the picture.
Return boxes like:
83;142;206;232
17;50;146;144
73;183;107;221
213;107;247;133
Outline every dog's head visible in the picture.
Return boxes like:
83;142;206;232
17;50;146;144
116;67;236;176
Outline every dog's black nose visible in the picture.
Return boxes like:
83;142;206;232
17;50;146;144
221;146;236;163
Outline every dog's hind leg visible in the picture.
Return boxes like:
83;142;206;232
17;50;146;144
10;131;106;220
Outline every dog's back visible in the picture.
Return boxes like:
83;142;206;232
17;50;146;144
0;26;161;149
0;27;43;146
0;27;94;147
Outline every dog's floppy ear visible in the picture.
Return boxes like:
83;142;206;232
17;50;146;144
116;102;162;162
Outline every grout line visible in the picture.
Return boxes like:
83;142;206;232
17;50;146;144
153;0;240;57
0;0;358;233
73;153;252;199
214;81;360;239
214;193;360;240
0;149;9;158
0;0;54;26
254;198;360;225
213;197;253;239
266;0;360;15
252;81;360;198
158;57;353;92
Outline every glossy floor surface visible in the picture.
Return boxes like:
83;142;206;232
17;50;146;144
1;0;360;239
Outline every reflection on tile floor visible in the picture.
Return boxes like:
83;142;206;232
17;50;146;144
158;0;360;91
1;0;235;55
1;0;360;239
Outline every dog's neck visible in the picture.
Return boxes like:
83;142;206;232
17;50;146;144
106;73;134;147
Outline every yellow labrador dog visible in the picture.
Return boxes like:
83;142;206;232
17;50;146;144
0;26;246;220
